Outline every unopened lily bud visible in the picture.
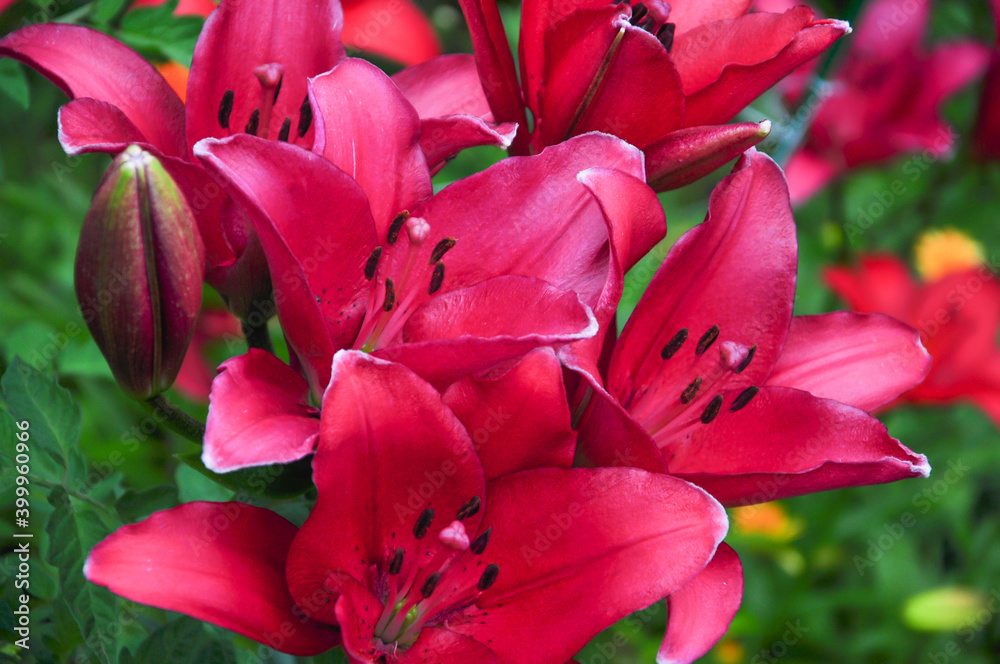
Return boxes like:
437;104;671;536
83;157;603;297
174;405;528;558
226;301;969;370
75;145;205;399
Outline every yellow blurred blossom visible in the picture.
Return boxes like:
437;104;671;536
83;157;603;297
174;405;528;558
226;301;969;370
714;638;745;664
731;501;803;542
914;228;985;281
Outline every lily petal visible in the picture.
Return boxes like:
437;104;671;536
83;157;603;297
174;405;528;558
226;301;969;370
671;386;931;506
668;0;753;35
392;54;494;120
565;164;666;382
391;54;516;169
447;467;729;663
203;350;320;473
767;312;931;411
194;135;378;391
310;58;433;238
185;0;344;151
442;348;577;480
609;149;796;415
658;544;743;664
411;133;647;321
286;352;485;621
85;502;338;656
419;116;518;172
382;275;599;389
0;23;186;157
683;14;850;127
57;98;147;156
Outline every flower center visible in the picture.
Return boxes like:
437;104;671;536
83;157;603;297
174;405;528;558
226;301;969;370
628;324;761;449
372;500;497;651
215;62;313;144
353;213;456;352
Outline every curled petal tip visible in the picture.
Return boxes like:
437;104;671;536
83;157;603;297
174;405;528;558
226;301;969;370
914;455;932;478
830;19;852;34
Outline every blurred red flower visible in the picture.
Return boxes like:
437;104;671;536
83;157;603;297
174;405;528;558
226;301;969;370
974;0;1000;160
784;0;990;203
826;231;1000;427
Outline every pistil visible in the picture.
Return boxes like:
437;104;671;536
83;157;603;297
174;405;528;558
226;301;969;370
355;215;454;352
373;505;497;651
252;63;284;139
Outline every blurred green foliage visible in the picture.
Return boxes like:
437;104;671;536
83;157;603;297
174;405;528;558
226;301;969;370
1;0;998;662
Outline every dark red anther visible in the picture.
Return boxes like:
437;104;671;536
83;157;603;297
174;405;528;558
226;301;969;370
680;377;702;404
413;508;434;539
630;2;648;24
297;94;313;138
701;394;724;424
245;109;260;136
734;344;757;374
661;328;689;359
730;386;760;412
382;278;396;312
429;237;457;264
471;528;491;555
477;564;500;591
387;211;410;245
429;261;445;295
695;325;720;355
388;547;404;575
218;90;235;129
364;247;383;281
657;22;676;51
457;496;481;521
272;74;283;104
421;572;441;598
277;118;292;142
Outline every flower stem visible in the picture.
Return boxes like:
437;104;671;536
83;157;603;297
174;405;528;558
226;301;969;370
146;394;206;444
243;316;274;353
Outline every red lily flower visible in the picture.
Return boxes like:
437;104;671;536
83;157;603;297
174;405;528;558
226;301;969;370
578;148;931;506
975;0;1000;160
571;149;930;663
0;0;504;316
784;0;990;203
196;63;664;472
458;0;849;189
85;352;729;662
826;251;1000;428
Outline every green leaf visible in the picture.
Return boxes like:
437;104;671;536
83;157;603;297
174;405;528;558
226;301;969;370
175;462;235;503
0;60;30;110
58;340;115;380
92;0;128;25
175;453;315;499
1;358;86;484
116;1;204;67
114;485;179;523
131;617;236;664
46;487;120;664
